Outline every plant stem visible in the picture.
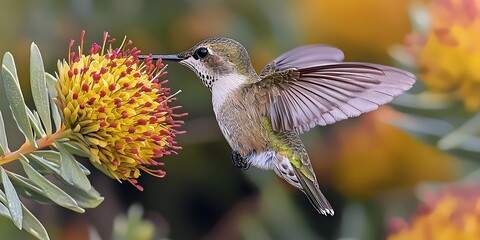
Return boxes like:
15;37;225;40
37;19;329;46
0;124;66;165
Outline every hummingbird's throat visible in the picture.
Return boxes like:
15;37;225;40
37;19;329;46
180;58;217;90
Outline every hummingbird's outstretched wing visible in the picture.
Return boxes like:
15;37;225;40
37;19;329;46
246;45;416;133
259;45;345;77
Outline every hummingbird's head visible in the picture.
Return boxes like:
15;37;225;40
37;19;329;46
142;37;256;90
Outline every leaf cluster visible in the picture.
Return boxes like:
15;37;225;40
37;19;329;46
0;44;104;239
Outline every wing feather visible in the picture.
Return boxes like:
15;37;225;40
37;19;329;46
260;45;345;77
246;46;416;133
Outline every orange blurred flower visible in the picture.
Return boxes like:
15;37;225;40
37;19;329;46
406;0;480;111
297;0;412;63
387;184;480;240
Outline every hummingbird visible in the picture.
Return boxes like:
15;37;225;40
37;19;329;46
139;37;415;216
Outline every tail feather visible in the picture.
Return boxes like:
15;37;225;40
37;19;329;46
273;154;334;216
292;167;334;216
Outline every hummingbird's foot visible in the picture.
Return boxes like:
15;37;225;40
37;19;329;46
232;151;250;170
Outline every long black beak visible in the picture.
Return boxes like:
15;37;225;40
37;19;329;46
138;54;185;61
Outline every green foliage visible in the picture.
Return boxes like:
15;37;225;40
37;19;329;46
56;142;92;191
389;77;480;161
112;204;157;240
0;45;104;239
0;190;49;240
0;112;8;156
1;53;35;147
389;25;480;162
30;43;51;135
1;167;22;229
45;73;61;131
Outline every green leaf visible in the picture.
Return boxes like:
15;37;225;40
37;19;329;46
55;142;92;191
1;63;36;147
6;171;54;205
0;168;23;229
20;203;50;240
113;204;155;240
30;43;51;135
392;92;472;121
1;53;19;87
19;155;84;213
33;111;45;134
59;140;91;158
0;181;50;240
44;73;57;99
33;150;90;175
26;109;46;138
33;150;61;163
9;157;102;208
0;111;9;155
45;73;61;132
0;198;11;219
27;153;60;175
63;184;104;209
438;112;480;151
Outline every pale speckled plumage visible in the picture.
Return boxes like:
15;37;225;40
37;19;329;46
142;37;416;216
211;73;248;113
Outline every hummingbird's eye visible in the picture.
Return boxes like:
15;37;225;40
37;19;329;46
194;47;209;60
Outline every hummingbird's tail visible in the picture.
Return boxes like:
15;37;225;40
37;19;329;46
273;154;334;216
292;167;334;216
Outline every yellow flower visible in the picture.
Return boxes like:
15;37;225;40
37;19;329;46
387;185;480;240
55;31;186;190
406;0;480;111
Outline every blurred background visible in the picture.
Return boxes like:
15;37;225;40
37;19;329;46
1;0;480;239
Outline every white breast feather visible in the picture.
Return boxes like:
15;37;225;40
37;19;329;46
211;73;246;112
